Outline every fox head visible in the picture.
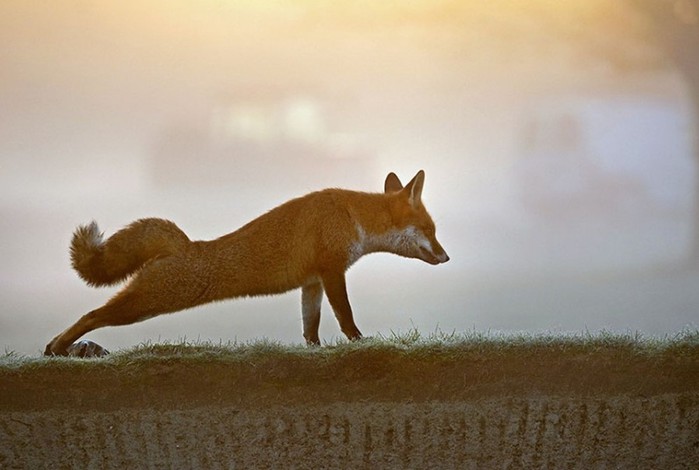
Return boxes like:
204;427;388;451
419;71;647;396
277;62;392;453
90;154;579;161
382;170;450;265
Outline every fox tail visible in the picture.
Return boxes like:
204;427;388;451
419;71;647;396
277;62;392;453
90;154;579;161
70;218;190;287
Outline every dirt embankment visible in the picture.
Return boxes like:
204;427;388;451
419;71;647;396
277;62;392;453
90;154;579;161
3;396;698;469
1;342;698;468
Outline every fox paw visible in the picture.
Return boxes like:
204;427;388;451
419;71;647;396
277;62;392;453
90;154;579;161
45;340;109;357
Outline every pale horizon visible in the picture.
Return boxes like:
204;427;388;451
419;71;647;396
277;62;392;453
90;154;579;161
1;1;697;355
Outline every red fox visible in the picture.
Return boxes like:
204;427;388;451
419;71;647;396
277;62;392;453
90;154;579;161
44;170;449;356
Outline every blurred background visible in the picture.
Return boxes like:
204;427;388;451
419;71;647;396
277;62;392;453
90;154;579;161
1;0;698;354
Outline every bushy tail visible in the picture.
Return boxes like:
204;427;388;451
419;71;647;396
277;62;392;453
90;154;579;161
70;218;190;287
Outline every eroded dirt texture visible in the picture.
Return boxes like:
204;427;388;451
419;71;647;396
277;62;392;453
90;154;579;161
2;346;698;468
1;395;698;469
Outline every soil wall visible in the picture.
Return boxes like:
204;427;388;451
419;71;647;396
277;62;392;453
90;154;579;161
2;394;698;469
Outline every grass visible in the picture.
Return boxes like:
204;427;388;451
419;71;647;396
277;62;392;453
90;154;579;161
2;328;698;371
2;329;698;410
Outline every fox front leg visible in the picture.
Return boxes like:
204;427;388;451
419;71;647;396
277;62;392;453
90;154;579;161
301;281;323;346
320;272;362;341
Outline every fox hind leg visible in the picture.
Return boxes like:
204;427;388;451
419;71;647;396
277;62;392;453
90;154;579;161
44;289;140;356
43;272;184;357
45;255;207;357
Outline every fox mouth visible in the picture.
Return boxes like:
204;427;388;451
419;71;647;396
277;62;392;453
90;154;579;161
419;246;443;265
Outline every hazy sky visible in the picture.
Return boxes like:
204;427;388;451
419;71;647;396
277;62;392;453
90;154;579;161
1;1;697;354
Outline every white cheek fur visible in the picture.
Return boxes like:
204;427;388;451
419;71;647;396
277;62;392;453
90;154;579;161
347;224;431;267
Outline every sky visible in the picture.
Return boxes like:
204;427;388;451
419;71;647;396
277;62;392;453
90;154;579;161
1;0;698;354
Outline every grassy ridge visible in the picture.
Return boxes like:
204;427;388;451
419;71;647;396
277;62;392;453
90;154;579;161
3;331;697;468
2;329;697;412
3;329;698;369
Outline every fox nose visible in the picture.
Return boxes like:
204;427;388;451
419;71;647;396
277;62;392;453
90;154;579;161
437;250;450;264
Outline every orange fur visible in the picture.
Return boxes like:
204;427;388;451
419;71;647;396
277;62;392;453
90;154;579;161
45;170;448;355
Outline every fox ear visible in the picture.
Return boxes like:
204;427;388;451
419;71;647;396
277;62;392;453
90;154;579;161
403;170;425;208
384;172;403;193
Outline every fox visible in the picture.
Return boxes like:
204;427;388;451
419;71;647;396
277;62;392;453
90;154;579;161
44;170;449;356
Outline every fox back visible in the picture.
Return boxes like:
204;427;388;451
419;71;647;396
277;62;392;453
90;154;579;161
197;179;448;300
